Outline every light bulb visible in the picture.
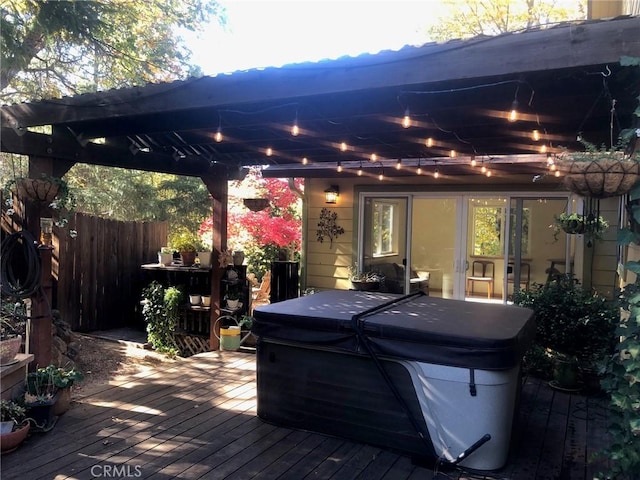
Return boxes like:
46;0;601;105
396;160;402;170
417;166;422;175
434;169;439;179
425;137;434;148
481;164;487;173
214;128;222;143
554;170;560;177
340;142;347;152
449;150;456;158
291;124;299;136
486;169;492;177
532;129;540;141
470;158;477;167
337;162;342;173
357;166;363;176
402;109;411;128
370;153;377;162
378;171;384;181
266;147;273;156
302;157;308;165
540;145;547;154
508;100;518;122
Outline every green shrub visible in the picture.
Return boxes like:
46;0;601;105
512;274;618;376
141;281;181;356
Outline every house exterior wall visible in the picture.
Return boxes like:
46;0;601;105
303;176;621;299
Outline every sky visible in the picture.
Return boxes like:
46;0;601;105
185;1;443;74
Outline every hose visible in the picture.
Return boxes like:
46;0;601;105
1;230;42;298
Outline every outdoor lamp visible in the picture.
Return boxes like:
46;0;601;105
324;185;339;204
40;217;53;245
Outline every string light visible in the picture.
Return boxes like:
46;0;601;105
214;127;222;143
434;168;440;179
486;169;492;177
402;108;411;128
291;123;299;136
417;159;422;175
481;163;487;173
554;170;560;177
370;153;377;162
266;147;273;156
378;167;384;181
532;129;540;141
396;159;402;170
340;142;348;152
508;85;519;122
302;157;308;165
540;144;547;154
357;162;363;176
449;150;456;158
425;137;434;148
337;161;343;173
470;156;477;167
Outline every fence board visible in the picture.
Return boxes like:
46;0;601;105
54;213;167;332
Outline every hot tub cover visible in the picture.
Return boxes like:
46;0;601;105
253;290;535;370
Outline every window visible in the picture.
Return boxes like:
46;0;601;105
472;205;530;256
373;200;397;256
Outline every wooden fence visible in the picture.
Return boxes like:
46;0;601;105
55;213;167;332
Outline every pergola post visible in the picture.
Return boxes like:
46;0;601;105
201;172;228;351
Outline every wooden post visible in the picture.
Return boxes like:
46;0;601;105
201;169;229;351
29;246;53;369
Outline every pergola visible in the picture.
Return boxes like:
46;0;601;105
1;15;639;359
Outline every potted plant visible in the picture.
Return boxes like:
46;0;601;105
42;364;84;416
170;230;205;266
553;212;609;244
3;173;77;229
349;263;383;291
557;139;640;199
225;288;242;310
24;367;59;431
0;299;26;366
0;399;30;453
158;246;174;266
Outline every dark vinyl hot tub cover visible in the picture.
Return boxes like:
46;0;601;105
253;290;536;370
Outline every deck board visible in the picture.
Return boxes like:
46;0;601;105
0;351;611;480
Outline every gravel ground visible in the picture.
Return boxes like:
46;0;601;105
71;334;180;398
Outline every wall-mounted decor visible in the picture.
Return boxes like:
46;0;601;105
316;208;344;248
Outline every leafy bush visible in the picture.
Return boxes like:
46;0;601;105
141;281;181;356
512;274;618;376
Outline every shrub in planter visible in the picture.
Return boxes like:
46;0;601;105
512;274;618;386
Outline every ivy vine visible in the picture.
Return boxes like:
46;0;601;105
316;208;344;248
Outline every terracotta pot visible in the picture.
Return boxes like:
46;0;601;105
0;422;30;453
0;335;22;365
180;251;197;266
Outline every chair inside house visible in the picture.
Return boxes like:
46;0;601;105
251;271;271;314
504;262;531;299
466;260;495;299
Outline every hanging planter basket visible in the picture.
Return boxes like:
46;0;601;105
14;177;61;203
558;156;640;199
243;198;270;212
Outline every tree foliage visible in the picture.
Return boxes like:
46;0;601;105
1;0;225;101
427;0;586;41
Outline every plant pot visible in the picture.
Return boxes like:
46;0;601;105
0;422;30;453
551;355;580;391
25;391;59;431
158;252;173;266
226;299;240;310
189;294;201;306
201;295;211;307
351;281;379;291
0;335;22;365
53;386;71;416
15;178;60;203
197;251;212;267
233;251;245;266
560;157;640;198
180;251;197;266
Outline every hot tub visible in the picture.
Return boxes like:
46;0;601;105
253;290;535;471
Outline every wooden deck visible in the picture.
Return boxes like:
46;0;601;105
1;350;611;480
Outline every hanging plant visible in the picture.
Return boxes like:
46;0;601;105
557;139;640;199
553;212;608;243
316;208;344;248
